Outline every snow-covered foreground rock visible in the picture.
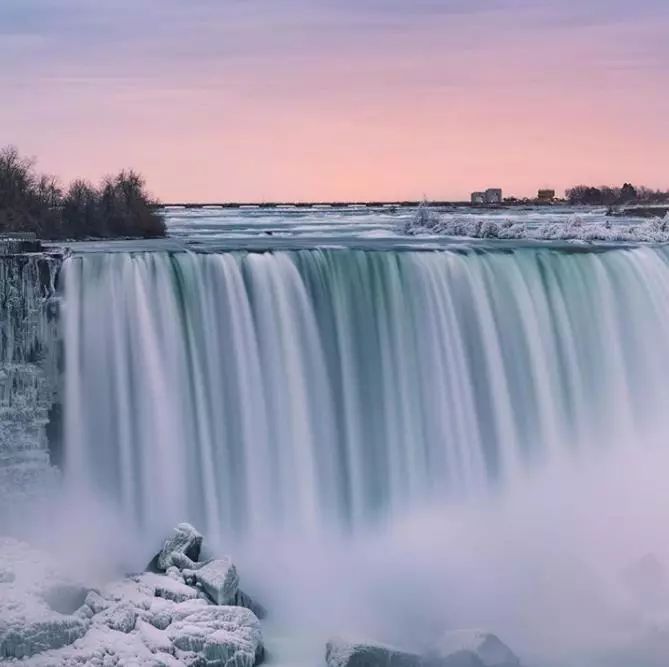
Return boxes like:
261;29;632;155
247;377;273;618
0;525;264;666
0;538;89;660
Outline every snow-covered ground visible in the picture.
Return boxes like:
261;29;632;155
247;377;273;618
404;204;669;243
0;527;263;667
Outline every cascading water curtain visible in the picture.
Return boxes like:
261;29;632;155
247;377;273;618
62;247;669;543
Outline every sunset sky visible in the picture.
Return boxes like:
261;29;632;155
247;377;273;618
2;0;668;202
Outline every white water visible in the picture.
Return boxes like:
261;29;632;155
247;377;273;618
59;244;669;665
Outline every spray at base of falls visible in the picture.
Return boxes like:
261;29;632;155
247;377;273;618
57;245;669;665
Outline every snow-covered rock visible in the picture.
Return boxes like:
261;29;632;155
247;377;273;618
324;637;509;667
0;538;90;659
429;630;520;667
0;530;265;666
142;598;174;631
84;590;109;615
141;571;200;604
0;614;90;660
403;207;669;243
230;589;267;620
167;605;263;666
100;576;154;611
195;557;239;605
325;638;425;667
136;618;174;654
94;601;137;633
156;523;203;572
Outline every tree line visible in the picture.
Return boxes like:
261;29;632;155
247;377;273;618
566;183;669;206
0;146;165;240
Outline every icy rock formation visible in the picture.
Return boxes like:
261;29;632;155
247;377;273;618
428;631;521;667
0;249;63;514
0;529;265;666
325;638;426;667
167;605;262;667
155;523;204;572
0;538;89;660
404;207;669;243
94;602;137;634
325;636;520;667
195;558;239;606
228;590;267;621
153;525;264;618
141;572;200;604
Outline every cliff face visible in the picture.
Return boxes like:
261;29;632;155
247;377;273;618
0;240;64;508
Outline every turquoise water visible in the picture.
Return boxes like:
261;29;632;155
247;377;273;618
61;244;669;541
56;208;669;666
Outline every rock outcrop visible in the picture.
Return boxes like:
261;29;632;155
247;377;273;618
0;525;265;666
428;630;520;667
0;538;89;660
0;245;63;517
156;523;204;572
326;638;426;667
326;634;520;667
195;557;239;605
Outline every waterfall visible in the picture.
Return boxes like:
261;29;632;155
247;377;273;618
61;246;669;544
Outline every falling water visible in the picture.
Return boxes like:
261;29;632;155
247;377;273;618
60;245;669;548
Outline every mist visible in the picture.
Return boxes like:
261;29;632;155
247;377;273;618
232;439;669;667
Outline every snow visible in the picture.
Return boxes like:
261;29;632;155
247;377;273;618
139;573;199;605
325;638;424;667
404;207;669;243
166;605;262;666
0;536;264;666
195;558;239;606
324;634;522;667
94;602;137;634
0;538;89;660
156;524;203;572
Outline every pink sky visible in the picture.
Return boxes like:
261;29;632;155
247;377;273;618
2;0;668;201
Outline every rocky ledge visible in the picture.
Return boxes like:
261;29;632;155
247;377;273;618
325;632;520;667
0;524;264;667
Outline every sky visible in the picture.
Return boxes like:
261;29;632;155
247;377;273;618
1;0;668;202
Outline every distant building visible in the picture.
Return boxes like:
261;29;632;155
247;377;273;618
485;188;503;204
471;188;503;205
537;189;556;202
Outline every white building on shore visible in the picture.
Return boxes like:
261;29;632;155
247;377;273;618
471;188;503;204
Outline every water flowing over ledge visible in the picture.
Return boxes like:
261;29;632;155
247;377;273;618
60;245;669;544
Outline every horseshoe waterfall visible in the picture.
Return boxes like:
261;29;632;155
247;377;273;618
5;239;669;666
60;246;669;546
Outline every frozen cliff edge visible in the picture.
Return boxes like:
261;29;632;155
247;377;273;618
0;239;65;516
0;524;265;666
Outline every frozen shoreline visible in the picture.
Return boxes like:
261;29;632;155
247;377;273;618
404;206;669;243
